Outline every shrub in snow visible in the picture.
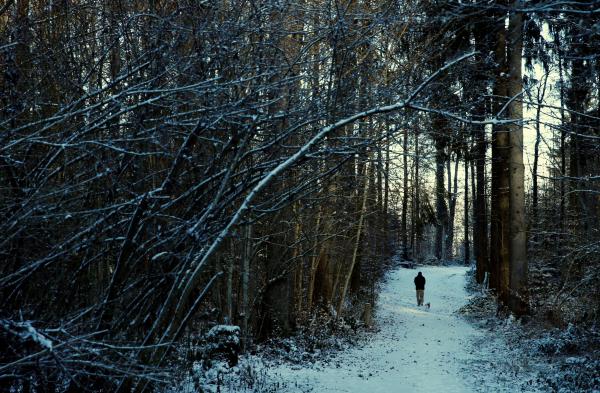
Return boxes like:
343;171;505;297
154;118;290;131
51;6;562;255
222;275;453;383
179;353;281;393
202;325;241;368
535;324;581;356
177;325;246;393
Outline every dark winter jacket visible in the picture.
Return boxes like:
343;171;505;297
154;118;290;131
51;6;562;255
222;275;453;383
414;273;426;290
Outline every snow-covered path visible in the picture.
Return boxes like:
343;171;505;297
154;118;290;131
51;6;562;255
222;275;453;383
268;265;540;393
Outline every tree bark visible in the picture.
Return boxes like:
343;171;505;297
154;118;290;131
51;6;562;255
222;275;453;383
414;127;421;260
472;20;489;283
490;4;510;303
566;31;593;236
446;154;459;259
434;131;449;261
337;159;370;316
507;1;528;315
384;133;390;247
241;224;252;349
226;242;234;324
557;51;567;244
402;127;409;259
464;155;470;265
307;205;322;311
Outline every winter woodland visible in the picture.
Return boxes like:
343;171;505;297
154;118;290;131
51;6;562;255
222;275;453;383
0;0;598;392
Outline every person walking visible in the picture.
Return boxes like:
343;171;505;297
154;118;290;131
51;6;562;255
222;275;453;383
414;271;426;306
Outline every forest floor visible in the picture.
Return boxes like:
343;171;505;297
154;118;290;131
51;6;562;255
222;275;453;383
253;265;546;392
175;264;598;392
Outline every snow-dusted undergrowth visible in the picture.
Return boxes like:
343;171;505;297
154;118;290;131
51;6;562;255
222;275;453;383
461;273;600;393
173;265;598;392
252;265;545;392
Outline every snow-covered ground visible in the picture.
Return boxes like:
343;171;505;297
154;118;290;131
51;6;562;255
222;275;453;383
262;265;544;393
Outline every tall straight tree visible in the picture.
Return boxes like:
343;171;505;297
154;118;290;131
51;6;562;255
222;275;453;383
435;136;449;261
464;152;470;265
490;1;511;303
506;0;528;315
446;151;459;259
471;18;490;284
413;126;422;259
402;127;410;259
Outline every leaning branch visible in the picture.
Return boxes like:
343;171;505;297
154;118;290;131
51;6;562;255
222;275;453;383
158;50;479;350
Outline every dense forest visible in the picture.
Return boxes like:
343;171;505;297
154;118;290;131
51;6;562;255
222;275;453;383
1;0;598;391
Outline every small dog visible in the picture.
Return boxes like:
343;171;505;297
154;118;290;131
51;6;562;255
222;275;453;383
425;302;431;309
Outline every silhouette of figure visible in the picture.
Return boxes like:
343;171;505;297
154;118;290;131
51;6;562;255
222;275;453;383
414;272;426;306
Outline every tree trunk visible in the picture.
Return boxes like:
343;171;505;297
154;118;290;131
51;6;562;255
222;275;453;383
402;127;409;259
507;1;528;315
472;21;489;283
490;5;510;304
241;224;252;349
474;123;488;283
470;157;477;264
226;242;234;324
446;154;459;259
434;134;449;261
464;155;470;265
307;205;322;311
557;51;567;244
290;202;303;317
566;32;593;236
263;221;296;336
414;127;421;260
384;133;390;247
337;159;370;316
